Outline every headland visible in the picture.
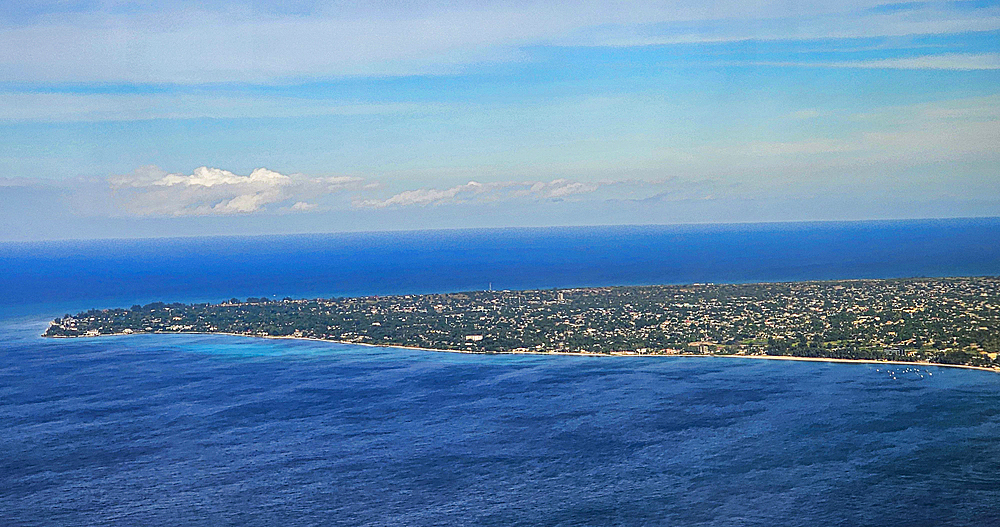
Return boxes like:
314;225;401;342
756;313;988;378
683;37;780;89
44;277;1000;371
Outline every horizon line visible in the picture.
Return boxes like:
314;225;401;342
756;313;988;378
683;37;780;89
4;214;999;245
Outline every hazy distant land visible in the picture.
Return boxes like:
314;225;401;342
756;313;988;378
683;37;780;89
44;277;1000;370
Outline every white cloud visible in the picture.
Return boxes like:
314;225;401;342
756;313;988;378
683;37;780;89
152;167;291;188
146;175;595;211
214;193;270;214
110;166;367;216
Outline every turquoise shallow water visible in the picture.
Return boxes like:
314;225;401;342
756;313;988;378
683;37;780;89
3;221;1000;525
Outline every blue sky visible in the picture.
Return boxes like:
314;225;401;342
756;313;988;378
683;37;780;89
1;0;998;240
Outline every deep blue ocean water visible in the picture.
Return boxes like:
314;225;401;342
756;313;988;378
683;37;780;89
3;219;1000;525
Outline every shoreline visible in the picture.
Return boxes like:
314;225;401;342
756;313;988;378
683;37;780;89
45;330;1000;373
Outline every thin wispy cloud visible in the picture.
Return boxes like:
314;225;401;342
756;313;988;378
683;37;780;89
834;52;1000;70
554;4;1000;47
1;1;995;83
354;179;601;209
0;92;445;122
752;52;1000;70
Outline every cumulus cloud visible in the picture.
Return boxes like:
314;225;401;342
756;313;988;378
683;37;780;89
146;166;289;188
110;166;367;216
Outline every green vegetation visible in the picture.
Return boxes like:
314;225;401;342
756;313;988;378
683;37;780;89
44;277;1000;368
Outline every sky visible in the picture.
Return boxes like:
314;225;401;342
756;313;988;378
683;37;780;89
1;0;998;241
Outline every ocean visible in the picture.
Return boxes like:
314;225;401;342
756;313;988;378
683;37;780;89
2;219;1000;525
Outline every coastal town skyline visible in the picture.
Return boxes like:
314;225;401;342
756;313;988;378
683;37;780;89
2;0;999;240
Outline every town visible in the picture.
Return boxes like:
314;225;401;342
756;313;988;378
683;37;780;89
44;277;1000;368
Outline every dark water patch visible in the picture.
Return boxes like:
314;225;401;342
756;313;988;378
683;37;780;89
6;218;1000;319
2;324;1000;525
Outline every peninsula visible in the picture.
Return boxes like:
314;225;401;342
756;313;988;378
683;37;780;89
44;277;1000;369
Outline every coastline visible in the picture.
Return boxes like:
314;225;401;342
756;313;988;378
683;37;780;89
46;330;1000;373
